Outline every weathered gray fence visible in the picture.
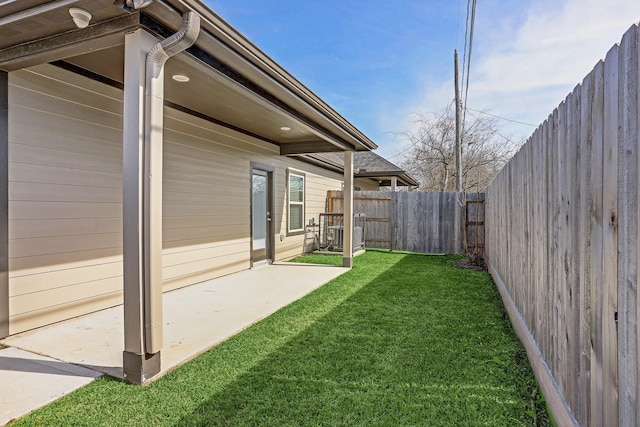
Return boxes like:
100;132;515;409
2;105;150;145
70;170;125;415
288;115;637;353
327;190;484;254
485;23;640;427
327;190;393;249
393;192;461;253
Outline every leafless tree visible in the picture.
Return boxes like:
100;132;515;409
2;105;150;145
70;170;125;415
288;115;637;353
399;105;521;192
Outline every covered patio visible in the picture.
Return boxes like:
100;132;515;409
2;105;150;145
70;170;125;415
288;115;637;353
0;0;375;385
0;262;348;424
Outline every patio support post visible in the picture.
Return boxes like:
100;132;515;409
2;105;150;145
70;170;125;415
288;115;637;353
0;71;8;338
391;176;397;192
343;150;354;267
122;29;161;383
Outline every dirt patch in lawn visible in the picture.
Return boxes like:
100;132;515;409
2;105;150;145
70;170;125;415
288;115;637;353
455;257;487;271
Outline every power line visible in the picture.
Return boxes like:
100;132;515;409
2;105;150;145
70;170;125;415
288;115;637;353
465;109;525;146
465;107;538;127
461;0;476;136
455;0;462;47
386;101;457;161
386;140;419;160
461;0;471;88
385;101;533;161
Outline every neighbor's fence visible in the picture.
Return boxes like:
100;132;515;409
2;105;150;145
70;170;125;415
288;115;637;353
327;190;484;254
485;23;640;427
328;191;393;249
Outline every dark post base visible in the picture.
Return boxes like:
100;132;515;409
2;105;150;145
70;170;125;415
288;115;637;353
343;257;353;268
123;350;161;384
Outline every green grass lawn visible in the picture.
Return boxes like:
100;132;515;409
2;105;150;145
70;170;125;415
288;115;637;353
14;250;551;426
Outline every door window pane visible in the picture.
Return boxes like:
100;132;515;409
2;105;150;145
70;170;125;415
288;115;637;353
252;172;267;250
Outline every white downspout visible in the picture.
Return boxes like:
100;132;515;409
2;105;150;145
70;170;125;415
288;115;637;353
144;11;200;354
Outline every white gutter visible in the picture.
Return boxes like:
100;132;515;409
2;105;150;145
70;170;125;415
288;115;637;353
125;0;153;10
144;10;200;354
0;0;80;26
170;0;377;151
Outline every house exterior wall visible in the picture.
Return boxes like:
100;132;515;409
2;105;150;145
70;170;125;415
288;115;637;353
161;107;348;291
8;65;125;334
6;64;361;334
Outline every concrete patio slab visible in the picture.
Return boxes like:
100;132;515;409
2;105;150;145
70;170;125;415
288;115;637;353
0;262;347;425
0;347;102;426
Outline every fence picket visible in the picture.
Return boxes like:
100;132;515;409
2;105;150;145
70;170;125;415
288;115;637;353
484;23;640;427
590;58;606;427
577;68;593;424
326;191;482;254
617;25;639;427
602;40;620;427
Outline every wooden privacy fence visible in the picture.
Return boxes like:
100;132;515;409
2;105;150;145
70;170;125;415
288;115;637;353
485;23;640;427
328;191;393;249
326;190;484;254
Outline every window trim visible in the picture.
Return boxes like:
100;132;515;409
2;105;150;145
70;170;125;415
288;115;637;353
287;170;305;236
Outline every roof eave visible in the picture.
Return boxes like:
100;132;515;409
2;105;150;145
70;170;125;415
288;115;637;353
160;0;377;152
356;171;420;188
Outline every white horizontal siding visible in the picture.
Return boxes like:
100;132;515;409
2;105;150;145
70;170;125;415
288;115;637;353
6;63;372;334
8;65;124;334
161;108;349;284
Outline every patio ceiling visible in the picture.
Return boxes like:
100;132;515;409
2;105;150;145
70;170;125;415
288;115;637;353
60;46;328;147
0;0;377;155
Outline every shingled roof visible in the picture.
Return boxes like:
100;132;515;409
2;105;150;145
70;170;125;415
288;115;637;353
297;151;419;188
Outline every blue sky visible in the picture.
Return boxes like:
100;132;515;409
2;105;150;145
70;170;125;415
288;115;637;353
205;0;640;159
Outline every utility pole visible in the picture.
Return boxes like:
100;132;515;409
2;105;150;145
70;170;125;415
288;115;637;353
454;49;462;193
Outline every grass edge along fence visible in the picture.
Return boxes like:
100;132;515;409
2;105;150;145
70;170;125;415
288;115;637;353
485;22;640;427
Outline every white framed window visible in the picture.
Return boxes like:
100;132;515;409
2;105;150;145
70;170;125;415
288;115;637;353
288;171;305;234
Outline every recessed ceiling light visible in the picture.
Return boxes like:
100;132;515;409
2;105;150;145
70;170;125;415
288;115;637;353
280;126;291;131
172;74;190;82
69;7;92;29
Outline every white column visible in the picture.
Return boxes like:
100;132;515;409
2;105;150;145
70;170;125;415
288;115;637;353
391;176;398;192
122;29;161;383
343;151;354;267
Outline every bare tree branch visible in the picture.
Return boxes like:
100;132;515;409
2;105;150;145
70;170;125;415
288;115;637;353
399;105;523;192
